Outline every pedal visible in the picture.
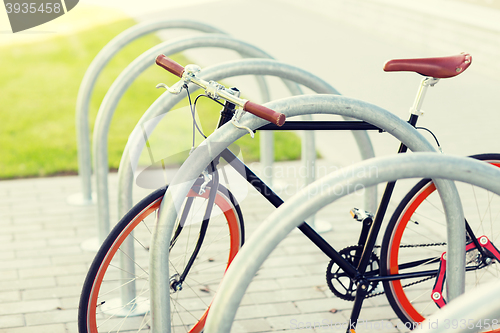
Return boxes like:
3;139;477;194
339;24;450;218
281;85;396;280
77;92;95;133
350;208;374;223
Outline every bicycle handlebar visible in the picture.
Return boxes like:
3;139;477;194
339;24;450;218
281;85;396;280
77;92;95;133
155;54;286;126
243;101;285;126
156;55;184;78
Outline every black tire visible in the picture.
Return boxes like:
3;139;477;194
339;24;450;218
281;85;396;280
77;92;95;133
78;184;244;333
380;153;500;327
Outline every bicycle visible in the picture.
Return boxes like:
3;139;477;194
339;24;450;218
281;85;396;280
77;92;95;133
78;52;500;333
202;152;500;333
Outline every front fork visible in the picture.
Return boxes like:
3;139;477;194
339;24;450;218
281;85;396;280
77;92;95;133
432;235;500;308
170;160;220;292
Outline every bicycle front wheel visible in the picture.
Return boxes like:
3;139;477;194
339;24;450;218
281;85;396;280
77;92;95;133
381;153;500;328
78;184;244;333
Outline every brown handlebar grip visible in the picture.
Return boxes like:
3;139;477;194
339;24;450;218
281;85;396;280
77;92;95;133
243;101;286;126
155;54;184;78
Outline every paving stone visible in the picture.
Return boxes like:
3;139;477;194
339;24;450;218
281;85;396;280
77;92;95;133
0;251;15;261
59;296;80;310
355;305;399;322
0;239;47;252
0;323;67;333
21;285;82;301
0;314;24;329
0;258;52;271
0;290;21;303
294;297;353;313
50;253;94;266
252;265;307;280
47;236;90;247
276;275;326;290
0;277;56;292
354;319;401;333
262;253;325;268
15;246;81;259
64;320;78;333
0;299;61;315
0;270;18;281
3;224;43;235
24;309;77;326
266;312;347;332
231;318;273;333
243;286;327;306
54;274;86;287
13;229;76;241
234;302;300;320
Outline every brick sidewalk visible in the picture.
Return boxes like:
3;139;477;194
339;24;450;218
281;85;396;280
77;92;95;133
0;160;414;333
1;0;499;331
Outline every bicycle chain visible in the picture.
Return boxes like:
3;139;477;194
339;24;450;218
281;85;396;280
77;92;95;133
365;242;447;298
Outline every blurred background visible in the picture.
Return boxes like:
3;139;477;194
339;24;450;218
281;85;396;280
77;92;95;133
0;0;499;332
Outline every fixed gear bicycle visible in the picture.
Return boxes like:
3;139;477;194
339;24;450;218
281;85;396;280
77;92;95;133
78;53;500;333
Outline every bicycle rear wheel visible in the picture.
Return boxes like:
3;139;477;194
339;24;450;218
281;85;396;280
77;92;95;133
381;153;500;329
78;183;244;333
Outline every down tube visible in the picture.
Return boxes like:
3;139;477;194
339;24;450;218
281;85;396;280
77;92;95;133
220;148;359;278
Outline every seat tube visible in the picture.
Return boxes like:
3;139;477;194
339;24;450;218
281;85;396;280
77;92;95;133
410;77;439;116
356;89;426;275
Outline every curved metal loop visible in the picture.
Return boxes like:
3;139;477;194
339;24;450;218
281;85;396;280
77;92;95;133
204;153;500;332
75;19;227;204
93;34;294;242
149;93;463;331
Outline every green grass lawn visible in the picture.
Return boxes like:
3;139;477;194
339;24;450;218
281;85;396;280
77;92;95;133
0;17;301;179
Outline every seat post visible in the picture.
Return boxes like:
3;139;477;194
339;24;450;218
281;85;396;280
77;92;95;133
410;77;440;116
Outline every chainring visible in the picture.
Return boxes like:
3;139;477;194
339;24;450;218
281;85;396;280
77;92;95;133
326;245;380;301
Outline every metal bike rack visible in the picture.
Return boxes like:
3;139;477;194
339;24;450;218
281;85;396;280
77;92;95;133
204;153;500;333
95;39;308;314
92;34;293;245
117;58;375;223
72;19;226;205
149;94;463;331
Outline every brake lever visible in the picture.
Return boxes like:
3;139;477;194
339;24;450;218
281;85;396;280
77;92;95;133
156;81;184;94
231;108;254;138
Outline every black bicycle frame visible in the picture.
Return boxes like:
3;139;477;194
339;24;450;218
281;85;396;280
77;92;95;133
217;116;419;330
201;102;482;331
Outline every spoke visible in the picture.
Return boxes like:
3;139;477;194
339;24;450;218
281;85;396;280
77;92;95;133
195;224;230;262
170;289;198;330
140;218;153;235
415;292;435;315
423;191;445;215
136;309;151;332
97;288;150;330
178;278;213;309
132;233;150;252
404;218;446;245
98;271;149;297
491;210;500;242
474;264;499;283
117;248;149;277
179;264;227;290
169;241;230;273
472;185;484;236
183;247;231;271
479;188;494;225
